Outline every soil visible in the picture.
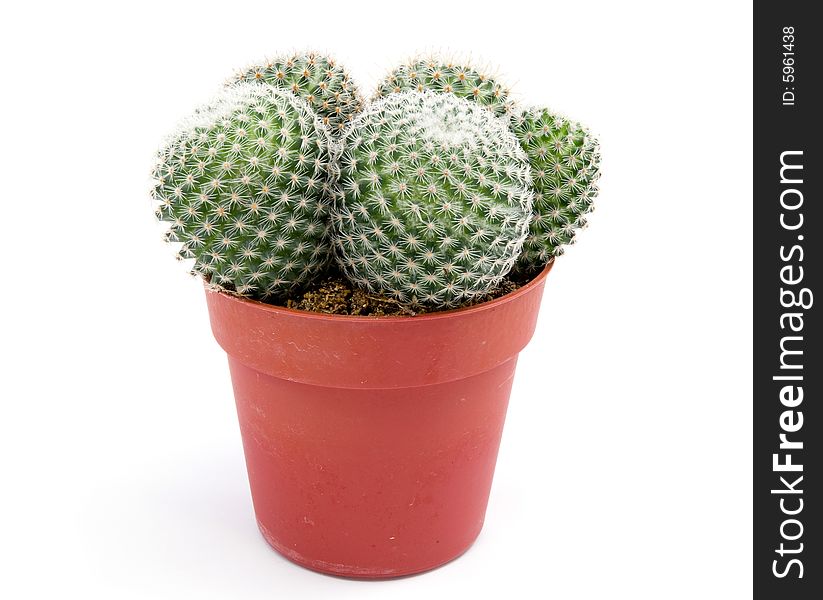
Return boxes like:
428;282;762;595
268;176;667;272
280;269;537;316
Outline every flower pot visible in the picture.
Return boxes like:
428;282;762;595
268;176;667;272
204;263;552;578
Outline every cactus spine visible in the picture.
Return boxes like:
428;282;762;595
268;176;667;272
235;52;363;135
376;57;513;117
151;83;336;300
510;107;601;271
332;91;533;308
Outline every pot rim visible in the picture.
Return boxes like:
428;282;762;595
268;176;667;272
205;262;553;323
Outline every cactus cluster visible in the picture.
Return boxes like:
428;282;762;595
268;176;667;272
152;52;602;309
151;83;336;299
332;91;532;307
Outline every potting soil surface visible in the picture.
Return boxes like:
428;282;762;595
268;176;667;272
279;270;534;316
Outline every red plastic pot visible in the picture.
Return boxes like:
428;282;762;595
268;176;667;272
205;263;552;578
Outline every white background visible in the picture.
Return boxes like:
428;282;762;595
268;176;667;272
0;1;752;598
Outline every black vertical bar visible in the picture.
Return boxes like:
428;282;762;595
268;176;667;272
754;3;820;599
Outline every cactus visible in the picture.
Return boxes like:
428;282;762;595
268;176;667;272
375;57;513;117
151;83;336;300
510;107;601;272
235;52;363;134
332;91;533;308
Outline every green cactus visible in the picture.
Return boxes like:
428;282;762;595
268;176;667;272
375;57;513;117
151;83;336;300
235;52;363;134
510;107;601;272
332;91;533;308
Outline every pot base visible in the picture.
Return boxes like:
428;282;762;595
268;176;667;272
258;519;480;578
